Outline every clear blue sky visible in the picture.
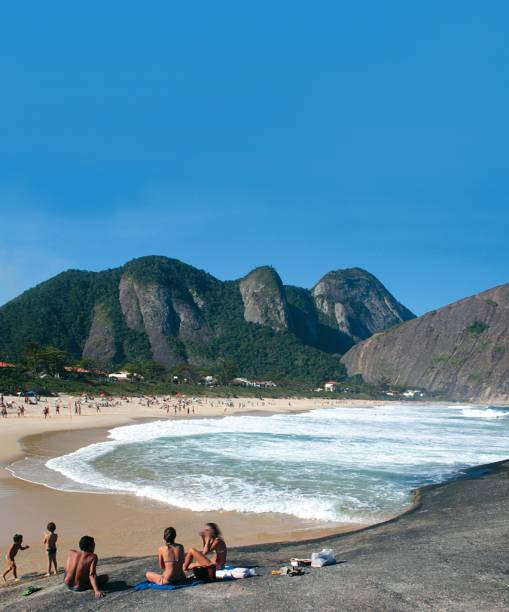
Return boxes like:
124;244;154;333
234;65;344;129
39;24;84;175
1;2;507;314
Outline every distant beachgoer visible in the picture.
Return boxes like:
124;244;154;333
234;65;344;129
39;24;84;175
2;534;29;582
55;405;60;415
43;522;58;576
64;535;107;598
183;523;227;572
145;527;186;585
43;406;50;419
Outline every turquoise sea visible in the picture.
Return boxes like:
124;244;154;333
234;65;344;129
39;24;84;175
26;403;508;524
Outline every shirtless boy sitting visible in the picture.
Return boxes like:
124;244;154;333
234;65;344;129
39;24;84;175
183;523;227;572
145;527;186;585
64;536;108;599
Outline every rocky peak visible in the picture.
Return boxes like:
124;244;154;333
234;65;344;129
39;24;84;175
312;267;414;341
239;266;291;331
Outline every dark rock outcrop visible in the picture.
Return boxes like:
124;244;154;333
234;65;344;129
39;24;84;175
342;283;509;402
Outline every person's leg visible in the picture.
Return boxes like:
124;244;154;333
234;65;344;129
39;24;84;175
12;563;18;580
145;571;166;585
2;565;12;581
183;548;212;571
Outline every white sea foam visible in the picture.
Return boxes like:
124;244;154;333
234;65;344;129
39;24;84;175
461;407;508;419
41;404;509;522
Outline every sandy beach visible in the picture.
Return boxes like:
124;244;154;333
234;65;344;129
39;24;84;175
0;394;380;577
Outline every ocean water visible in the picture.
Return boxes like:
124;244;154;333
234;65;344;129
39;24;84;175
32;404;509;523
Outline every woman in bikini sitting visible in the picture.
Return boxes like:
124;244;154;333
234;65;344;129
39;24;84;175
183;522;227;572
145;527;186;585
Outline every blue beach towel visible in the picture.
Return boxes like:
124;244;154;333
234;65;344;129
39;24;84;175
134;579;203;592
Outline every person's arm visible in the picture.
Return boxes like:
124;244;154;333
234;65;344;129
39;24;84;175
43;533;48;545
158;549;165;569
202;537;212;555
89;557;104;598
21;545;29;550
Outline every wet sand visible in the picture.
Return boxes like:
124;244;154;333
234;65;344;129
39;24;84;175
0;395;377;575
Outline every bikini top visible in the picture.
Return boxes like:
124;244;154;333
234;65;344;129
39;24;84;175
163;544;183;564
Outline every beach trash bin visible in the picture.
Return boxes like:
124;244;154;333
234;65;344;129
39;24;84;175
193;565;217;582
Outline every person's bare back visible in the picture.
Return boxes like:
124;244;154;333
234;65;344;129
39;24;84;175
64;549;97;591
64;536;107;598
145;527;186;585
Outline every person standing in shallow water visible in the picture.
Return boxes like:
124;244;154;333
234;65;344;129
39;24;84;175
183;523;227;571
145;527;186;585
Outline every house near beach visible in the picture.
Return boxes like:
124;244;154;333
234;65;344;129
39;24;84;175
108;371;144;382
0;362;16;368
324;381;340;392
231;377;277;388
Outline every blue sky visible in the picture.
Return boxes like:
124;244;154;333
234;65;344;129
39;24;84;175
1;2;507;314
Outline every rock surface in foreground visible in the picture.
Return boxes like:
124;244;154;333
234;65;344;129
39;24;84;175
1;461;508;611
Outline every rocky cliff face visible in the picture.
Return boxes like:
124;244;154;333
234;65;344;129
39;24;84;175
82;303;116;363
342;283;509;402
119;275;181;367
312;268;414;341
239;267;291;331
0;256;414;375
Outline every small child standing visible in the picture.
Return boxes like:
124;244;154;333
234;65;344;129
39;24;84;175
43;522;58;576
2;534;29;582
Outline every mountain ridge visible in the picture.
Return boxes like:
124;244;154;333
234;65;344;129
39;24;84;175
0;256;414;382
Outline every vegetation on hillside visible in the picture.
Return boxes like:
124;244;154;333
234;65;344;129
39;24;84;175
0;256;412;386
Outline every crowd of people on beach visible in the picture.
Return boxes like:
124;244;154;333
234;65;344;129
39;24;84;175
3;521;227;599
0;391;277;420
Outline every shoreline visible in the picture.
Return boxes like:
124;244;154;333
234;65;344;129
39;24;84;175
0;395;380;576
1;395;503;579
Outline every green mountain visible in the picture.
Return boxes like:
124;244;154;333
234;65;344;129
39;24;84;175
0;256;414;382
